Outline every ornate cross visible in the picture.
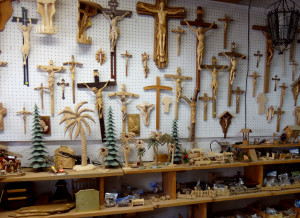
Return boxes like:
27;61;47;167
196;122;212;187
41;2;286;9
290;61;298;81
279;82;288;107
249;71;261;97
232;87;244;114
57;79;69;100
218;15;233;49
0;103;7;131
144;76;172;130
34;83;49;110
274;107;285;132
199;93;213;121
16;106;32;134
121;50;132;77
272;75;280;92
254;50;263;68
171;26;185;56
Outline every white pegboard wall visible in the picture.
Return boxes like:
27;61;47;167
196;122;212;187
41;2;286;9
0;0;299;142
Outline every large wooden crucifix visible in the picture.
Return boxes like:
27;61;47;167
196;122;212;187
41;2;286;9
274;107;285;132
164;67;192;120
16;106;32;134
12;7;38;86
201;56;228;118
34;83;49;110
199;93;213;121
218;15;233;49
144;76;172;130
232;87;244;114
109;84;139;132
137;0;185;69
77;70;116;142
219;42;246;107
249;71;261;97
252;24;274;93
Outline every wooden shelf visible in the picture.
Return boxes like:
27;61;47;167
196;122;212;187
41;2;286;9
123;163;192;174
232;143;300;149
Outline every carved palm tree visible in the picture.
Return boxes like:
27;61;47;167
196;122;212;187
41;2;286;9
98;147;109;170
120;132;135;167
121;144;131;167
58;101;95;166
135;139;145;166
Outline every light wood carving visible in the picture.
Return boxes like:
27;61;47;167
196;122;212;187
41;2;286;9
254;50;263;68
141;52;149;78
17;18;32;65
96;48;106;66
36;0;58;34
290;61;298;81
279;82;288;107
128;114;140;136
232;87;244;114
136;102;154;126
272;75;280;91
120;132;135;167
0;103;6;131
218;15;233;49
16;106;32;134
98;147;108;170
34;83;49;110
168;144;176;167
249;71;261;97
218;111;234;139
162;96;171;113
199;93;213;121
274;107;285;132
57;79;69;100
256;93;267;115
294;107;300;125
121;50;132;77
171;26;185;56
291;76;300;106
266;106;275;123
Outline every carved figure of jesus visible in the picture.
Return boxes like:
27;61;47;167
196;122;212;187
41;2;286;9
102;10;129;52
17;18;32;65
184;18;215;70
205;65;227;99
262;31;274;66
171;78;184;103
36;0;56;28
142;52;149;77
118;94;133;121
79;6;93;37
223;53;245;86
84;81;109;119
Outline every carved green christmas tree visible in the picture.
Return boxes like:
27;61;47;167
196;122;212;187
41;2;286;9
29;104;47;169
104;106;120;168
172;119;182;163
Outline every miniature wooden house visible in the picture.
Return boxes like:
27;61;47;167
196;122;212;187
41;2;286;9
218;111;235;139
240;129;252;145
284;125;300;144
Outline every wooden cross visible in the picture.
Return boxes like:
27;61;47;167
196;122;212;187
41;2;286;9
291;76;300;106
249;71;261;97
290;61;298;81
109;84;139;132
34;83;49;110
144;76;172;130
218;15;233;49
272;75;280;92
164;67;192;120
274;107;285;132
254;50;263;68
77;70;117;142
201;56;228;118
199;93;213;121
57;79;69;100
232;87;244;114
12;7;38;86
218;111;235;139
252;24;273;93
63;55;83;104
171;26;185;56
121;50;132;77
0;103;7;131
16;106;32;134
137;0;185;69
279;82;288;108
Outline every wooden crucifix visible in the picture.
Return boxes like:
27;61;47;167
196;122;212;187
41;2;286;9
291;76;300;106
218;15;233;49
144;76;172;130
77;70;116;142
199;93;213;121
252;24;274;93
279;82;288;108
201;56;228;118
164;67;192;120
171;26;185;56
121;50;132;77
57;79;69;100
0;103;7;131
290;61;298;81
137;0;185;69
16;106;32;134
102;0;132;82
219;42;246;107
274;107;285;132
272;75;280;92
63;55;83;104
37;60;65;116
232;87;244;114
109;84;139;132
218;111;235;139
249;71;261;97
254;50;263;68
12;7;38;87
34;83;49;110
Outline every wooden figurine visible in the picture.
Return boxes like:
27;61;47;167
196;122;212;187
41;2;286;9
137;0;185;69
266;106;275;123
37;60;66;116
0;103;7;131
77;0;102;44
144;77;172;130
274;107;285;132
98;147;109;170
36;0;58;34
34;83;49;110
121;50;132;76
279;82;288;107
294;107;300;125
120;132;135;167
16;106;32;134
54;146;75;169
284;125;300;144
254;50;263;68
171;26;185;56
57;79;69;100
135;139;145;166
164;67;192;119
63;55;83;104
109;84;139;132
249;71;261;97
218;15;233;49
240;129;252;145
291;76;300;106
256;93;267;114
219;43;246;106
128;114;140;136
232;87;244;114
218;111;235;139
96;48;106;66
168;144;176;167
136;102;154;126
162;97;171;113
290;61;298;81
141;52;150;78
272;75;280;91
199;93;213;121
39;116;51;135
58;102;96;171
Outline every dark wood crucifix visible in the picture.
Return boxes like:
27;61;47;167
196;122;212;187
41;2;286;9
137;0;185;69
272;75;280;92
274;107;285;132
77;70;117;142
232;86;244;114
12;7;38;87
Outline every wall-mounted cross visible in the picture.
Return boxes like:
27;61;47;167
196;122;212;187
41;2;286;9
290;61;298;81
57;79;69;100
272;75;280;92
279;82;288;107
121;50;132;77
248;71;261;97
218;15;233;49
199;93;213;121
232;87;244;114
16;106;32;134
34;83;49;110
274;107;285;132
254;50;263;68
